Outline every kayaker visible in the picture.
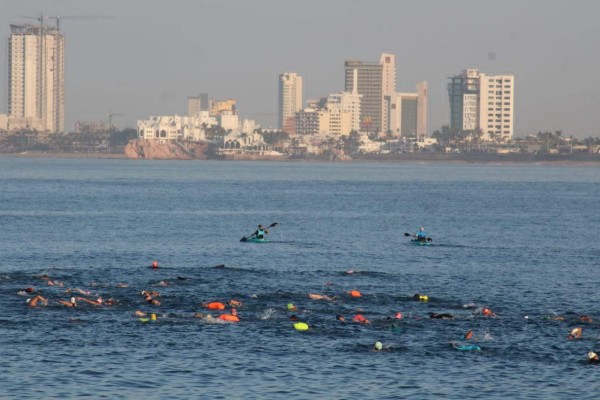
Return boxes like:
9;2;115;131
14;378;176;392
252;225;269;239
415;227;427;242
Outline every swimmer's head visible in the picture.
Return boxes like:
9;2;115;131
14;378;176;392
336;314;345;322
588;352;598;360
152;260;158;267
70;297;76;304
258;225;263;229
420;227;424;231
150;314;157;321
26;298;31;304
26;287;34;293
395;312;403;319
374;342;383;351
97;297;103;304
287;303;296;311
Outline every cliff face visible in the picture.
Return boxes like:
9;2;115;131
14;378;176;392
124;139;209;160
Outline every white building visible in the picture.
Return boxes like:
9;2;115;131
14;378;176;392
137;115;208;142
278;72;303;130
7;24;65;133
448;69;515;141
327;92;362;132
218;112;240;132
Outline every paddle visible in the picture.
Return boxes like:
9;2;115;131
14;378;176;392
404;232;433;242
240;222;278;242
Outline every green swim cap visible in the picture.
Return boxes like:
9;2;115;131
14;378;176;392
287;303;295;311
374;341;383;350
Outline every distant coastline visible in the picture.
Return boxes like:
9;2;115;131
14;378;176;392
1;150;599;166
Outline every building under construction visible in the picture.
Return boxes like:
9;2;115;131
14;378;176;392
7;24;64;133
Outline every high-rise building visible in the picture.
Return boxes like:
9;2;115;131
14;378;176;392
187;93;209;117
326;92;362;132
278;72;303;130
7;24;64;133
345;53;395;135
345;59;382;134
389;81;428;137
448;69;514;141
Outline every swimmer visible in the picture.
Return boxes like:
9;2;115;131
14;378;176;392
348;290;361;298
57;297;78;307
151;260;159;270
157;281;169;287
413;294;428;302
430;313;454;320
27;295;48;307
116;283;129;288
286;303;297;312
336;314;346;322
372;341;383;352
588;352;600;364
228;299;242;307
580;315;593;323
481;308;496;317
352;314;370;324
568;327;583;340
308;293;335;301
289;314;299;321
135;310;147;317
76;296;103;306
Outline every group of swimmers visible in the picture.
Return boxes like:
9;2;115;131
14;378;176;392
18;260;599;364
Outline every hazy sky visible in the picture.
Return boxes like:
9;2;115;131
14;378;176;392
1;0;599;137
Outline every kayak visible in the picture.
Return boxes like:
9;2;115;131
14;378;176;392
242;237;269;243
411;239;432;246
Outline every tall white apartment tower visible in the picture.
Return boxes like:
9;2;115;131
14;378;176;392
278;72;303;130
380;53;396;134
448;69;514;141
7;24;65;133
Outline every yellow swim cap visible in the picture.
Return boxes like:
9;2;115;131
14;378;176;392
151;314;157;321
419;295;429;302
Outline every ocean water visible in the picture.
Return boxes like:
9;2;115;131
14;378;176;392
0;157;599;399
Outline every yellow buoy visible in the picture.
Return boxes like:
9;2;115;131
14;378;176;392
294;322;309;331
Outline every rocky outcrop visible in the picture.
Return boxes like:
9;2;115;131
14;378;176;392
124;139;209;160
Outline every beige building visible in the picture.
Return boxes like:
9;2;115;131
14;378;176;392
278;72;303;130
7;24;65;133
327;92;362;132
448;69;514;141
389;81;428;137
210;99;236;116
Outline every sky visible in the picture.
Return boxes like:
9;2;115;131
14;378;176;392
1;0;599;137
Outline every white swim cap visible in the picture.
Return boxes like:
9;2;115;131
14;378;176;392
588;352;598;360
374;341;383;350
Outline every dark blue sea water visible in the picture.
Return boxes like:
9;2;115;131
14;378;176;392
0;157;599;399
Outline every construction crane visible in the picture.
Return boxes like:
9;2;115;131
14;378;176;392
20;14;115;133
107;110;123;131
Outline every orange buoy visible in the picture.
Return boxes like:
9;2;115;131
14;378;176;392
219;314;240;322
349;290;361;298
205;302;226;310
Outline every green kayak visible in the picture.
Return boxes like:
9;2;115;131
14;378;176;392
241;237;269;243
411;239;432;246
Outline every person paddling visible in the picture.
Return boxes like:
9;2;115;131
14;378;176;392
415;227;427;242
252;224;269;239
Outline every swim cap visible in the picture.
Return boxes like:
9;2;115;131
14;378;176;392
374;342;383;351
588;352;598;360
70;297;76;304
26;287;34;293
395;312;403;319
26;298;31;304
150;314;157;321
349;290;361;298
287;303;295;311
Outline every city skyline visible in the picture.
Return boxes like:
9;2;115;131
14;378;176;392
1;0;599;137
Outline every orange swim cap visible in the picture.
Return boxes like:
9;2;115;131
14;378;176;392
206;302;226;310
482;308;492;316
349;290;361;298
465;330;473;340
